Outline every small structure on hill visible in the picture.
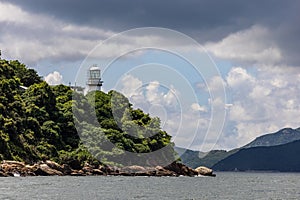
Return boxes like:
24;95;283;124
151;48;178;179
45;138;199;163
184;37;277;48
69;64;103;95
86;64;103;93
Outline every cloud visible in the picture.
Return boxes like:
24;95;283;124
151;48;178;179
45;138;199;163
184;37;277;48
1;0;299;151
226;67;254;88
221;66;300;148
4;0;300;61
1;0;299;66
3;0;297;35
205;25;282;65
119;74;143;97
0;0;299;80
117;74;230;151
191;103;207;112
0;2;114;64
44;71;63;85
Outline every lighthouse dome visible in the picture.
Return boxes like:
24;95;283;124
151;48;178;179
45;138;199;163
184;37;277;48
89;66;101;71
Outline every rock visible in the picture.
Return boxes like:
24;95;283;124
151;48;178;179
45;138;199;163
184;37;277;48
70;170;86;176
104;166;120;175
61;164;73;175
45;160;63;172
154;166;165;171
98;165;108;174
154;167;176;176
35;164;63;176
0;160;212;177
25;164;39;171
92;169;104;175
82;166;93;173
0;171;8;177
195;166;216;177
164;162;198;176
2;160;25;168
6;172;15;177
134;171;154;176
134;166;175;176
67;159;82;170
1;160;27;176
122;165;145;173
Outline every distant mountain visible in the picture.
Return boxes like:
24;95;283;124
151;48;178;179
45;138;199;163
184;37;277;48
174;146;237;168
176;127;300;169
243;127;300;149
195;149;238;168
174;146;204;168
212;140;300;172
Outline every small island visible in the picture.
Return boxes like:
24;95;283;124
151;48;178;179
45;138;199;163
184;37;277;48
0;57;215;177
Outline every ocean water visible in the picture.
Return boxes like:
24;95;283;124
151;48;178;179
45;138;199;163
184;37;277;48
0;172;299;200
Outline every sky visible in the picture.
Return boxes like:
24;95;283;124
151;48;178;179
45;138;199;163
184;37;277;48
0;0;299;151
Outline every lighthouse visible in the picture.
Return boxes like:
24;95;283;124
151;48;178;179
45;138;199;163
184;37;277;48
86;64;103;92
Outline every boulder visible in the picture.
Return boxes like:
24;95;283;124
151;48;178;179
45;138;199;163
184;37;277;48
82;166;93;173
122;165;145;173
0;171;8;177
104;166;120;175
92;169;104;175
134;171;154;176
1;161;27;176
67;159;82;170
164;162;198;176
45;160;63;172
70;170;86;176
35;164;63;176
2;160;25;168
61;164;73;175
154;167;176;176
195;166;216;177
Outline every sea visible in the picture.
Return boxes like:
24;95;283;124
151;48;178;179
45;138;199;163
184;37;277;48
0;172;299;200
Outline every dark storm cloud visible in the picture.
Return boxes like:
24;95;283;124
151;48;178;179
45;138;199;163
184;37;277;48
2;0;296;39
2;0;300;65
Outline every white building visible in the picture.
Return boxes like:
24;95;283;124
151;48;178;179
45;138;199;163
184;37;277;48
86;65;103;93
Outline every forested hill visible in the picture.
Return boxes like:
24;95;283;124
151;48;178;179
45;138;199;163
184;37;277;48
0;58;176;167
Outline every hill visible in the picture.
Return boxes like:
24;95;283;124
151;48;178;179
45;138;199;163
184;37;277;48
212;140;300;172
0;57;177;168
176;127;300;169
174;146;204;168
174;146;237;168
243;127;300;148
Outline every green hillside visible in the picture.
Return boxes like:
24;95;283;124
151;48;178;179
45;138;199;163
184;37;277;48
174;147;237;168
0;57;177;167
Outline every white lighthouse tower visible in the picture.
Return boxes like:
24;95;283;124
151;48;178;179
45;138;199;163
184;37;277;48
86;64;103;93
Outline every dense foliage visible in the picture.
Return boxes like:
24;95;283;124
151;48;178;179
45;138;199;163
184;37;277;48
0;58;177;167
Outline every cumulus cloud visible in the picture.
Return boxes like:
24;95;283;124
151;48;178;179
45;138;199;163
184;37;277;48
119;74;143;97
221;66;300;148
44;71;63;85
117;73;233;151
191;103;207;112
226;67;254;88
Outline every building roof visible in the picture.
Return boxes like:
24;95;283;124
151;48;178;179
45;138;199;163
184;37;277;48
89;65;101;71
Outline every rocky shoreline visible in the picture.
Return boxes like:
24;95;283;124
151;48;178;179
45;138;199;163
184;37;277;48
0;160;216;177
